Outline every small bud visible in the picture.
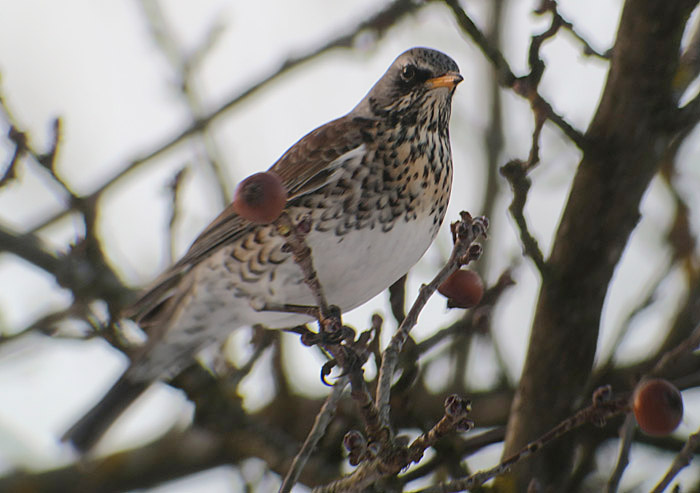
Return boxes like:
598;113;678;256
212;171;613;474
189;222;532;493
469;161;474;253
592;384;612;405
466;243;483;261
343;430;366;451
366;441;381;458
455;418;475;432
444;394;472;419
344;430;367;466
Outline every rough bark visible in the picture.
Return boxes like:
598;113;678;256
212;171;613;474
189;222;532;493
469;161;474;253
502;0;699;489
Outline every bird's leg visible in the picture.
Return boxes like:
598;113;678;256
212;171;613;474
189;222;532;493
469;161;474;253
285;320;354;347
256;302;321;319
275;212;342;331
273;212;379;412
254;211;344;339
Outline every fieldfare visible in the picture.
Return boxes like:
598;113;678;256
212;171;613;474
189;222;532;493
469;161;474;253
64;47;463;451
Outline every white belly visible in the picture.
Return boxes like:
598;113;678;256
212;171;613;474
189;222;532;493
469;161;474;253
301;213;434;312
178;212;436;333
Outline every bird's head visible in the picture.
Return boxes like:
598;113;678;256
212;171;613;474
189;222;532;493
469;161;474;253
353;47;462;124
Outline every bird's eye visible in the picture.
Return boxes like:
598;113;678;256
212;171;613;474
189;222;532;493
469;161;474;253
401;65;416;82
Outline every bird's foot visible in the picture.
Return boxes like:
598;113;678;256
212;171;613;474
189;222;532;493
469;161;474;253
287;319;374;386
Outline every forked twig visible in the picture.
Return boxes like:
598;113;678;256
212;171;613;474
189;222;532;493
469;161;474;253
412;387;630;493
376;213;488;429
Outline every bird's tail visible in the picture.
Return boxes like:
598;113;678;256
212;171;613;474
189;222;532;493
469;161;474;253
62;375;149;453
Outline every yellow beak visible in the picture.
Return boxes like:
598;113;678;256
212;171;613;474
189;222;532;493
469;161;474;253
426;72;464;90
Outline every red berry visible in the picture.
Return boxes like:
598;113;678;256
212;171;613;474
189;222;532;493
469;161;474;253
232;172;287;223
438;269;484;308
633;378;683;436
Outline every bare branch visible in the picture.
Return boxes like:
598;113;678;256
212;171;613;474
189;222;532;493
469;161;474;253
502;1;698;486
651;323;700;377
165;166;189;264
376;213;488;429
412;387;629;493
28;0;426;235
140;0;231;204
0;223;132;325
500;160;547;273
0;224;62;274
406;394;474;463
443;0;587;149
280;376;349;493
536;0;610;60
605;413;636;493
651;426;700;492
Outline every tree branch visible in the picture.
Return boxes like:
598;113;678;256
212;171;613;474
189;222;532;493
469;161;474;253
502;0;699;488
27;0;425;235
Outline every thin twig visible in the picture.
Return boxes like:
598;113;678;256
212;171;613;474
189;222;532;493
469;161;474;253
376;213;488;429
407;395;474;463
0;97;76;204
349;370;387;446
140;0;231;204
596;258;673;371
279;376;349;493
28;0;425;235
605;413;636;493
166;166;189;264
535;0;610;60
274;213;330;319
0;101;73;205
0;127;24;187
411;388;630;493
398;427;505;486
314;393;474;493
651;323;700;377
443;0;586;149
0;224;62;274
500;160;547;273
650;427;700;493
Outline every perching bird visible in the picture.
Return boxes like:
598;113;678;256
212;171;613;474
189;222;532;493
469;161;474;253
64;47;462;452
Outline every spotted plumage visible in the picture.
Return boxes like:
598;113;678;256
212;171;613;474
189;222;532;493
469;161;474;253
64;47;462;451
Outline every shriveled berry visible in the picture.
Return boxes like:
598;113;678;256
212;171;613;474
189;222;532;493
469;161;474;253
438;269;484;308
232;171;287;223
633;378;683;436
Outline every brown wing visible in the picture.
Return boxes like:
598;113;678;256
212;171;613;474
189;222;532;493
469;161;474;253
124;115;373;324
